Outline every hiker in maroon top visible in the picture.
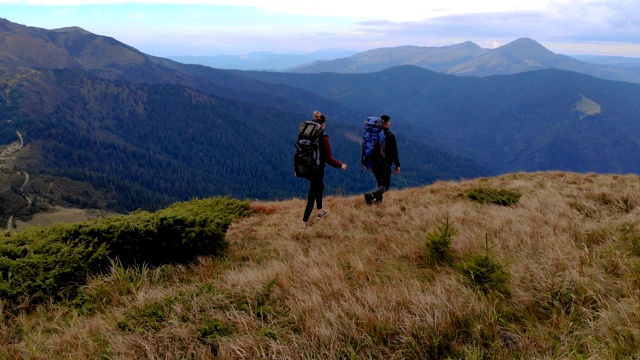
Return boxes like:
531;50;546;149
300;111;347;229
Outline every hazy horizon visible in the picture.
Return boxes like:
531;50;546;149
1;0;639;58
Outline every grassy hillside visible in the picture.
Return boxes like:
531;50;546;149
2;171;640;358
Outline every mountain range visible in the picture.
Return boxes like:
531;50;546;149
168;49;357;71
168;40;640;80
289;38;640;84
2;17;640;224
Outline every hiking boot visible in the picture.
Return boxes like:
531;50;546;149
316;210;329;220
374;192;383;204
364;193;374;205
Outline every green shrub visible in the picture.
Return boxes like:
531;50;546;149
458;236;510;296
198;319;234;343
118;296;178;333
0;197;249;309
425;218;457;266
465;188;521;206
461;253;510;295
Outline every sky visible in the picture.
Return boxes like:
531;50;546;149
1;0;640;58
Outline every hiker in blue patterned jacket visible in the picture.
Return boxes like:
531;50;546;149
364;114;400;205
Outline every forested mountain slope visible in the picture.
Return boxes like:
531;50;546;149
236;65;640;174
1;18;488;222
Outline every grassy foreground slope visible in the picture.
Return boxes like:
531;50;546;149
2;172;640;359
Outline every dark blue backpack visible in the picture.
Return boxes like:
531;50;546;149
361;116;386;170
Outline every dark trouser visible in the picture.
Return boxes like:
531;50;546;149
371;165;391;201
303;173;324;222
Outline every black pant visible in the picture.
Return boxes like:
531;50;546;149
371;165;391;201
303;174;324;222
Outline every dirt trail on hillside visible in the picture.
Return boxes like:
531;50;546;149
20;171;31;206
1;131;29;231
5;215;13;233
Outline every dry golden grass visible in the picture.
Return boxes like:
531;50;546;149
2;171;640;359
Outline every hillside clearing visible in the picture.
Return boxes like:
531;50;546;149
12;205;111;231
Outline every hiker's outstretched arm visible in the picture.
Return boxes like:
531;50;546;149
322;136;343;168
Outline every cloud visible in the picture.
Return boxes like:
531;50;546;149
2;0;639;56
546;0;640;42
1;0;551;21
353;0;640;49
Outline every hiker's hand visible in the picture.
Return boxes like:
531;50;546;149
341;164;347;170
395;166;400;174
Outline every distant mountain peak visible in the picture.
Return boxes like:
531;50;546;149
0;17;150;70
52;26;93;35
0;17;24;31
454;41;482;50
510;37;540;45
495;37;555;56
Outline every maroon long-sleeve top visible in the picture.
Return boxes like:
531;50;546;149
320;135;343;169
